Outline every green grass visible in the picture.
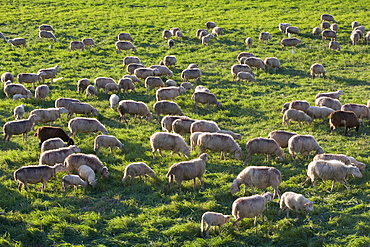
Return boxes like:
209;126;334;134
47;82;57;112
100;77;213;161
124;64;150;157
1;0;370;246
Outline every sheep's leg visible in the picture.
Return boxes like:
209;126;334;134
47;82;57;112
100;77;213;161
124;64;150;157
159;149;163;157
194;102;198;111
199;177;204;189
253;216;258;226
312;179;318;191
193;178;196;187
18;182;23;191
167;176;173;194
24;182;29;191
41;180;47;192
130;176;134;185
232;219;241;231
152;150;156;159
267;154;271;162
329;181;336;192
205;225;211;238
338;180;351;191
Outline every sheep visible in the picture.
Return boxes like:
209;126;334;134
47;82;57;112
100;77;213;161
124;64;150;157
109;94;119;108
231;192;274;231
162;30;172;39
8;38;26;47
212;27;223;36
14;104;25;120
194;85;210;93
3;114;41;141
94;77;116;92
196;29;209;39
200;212;230;238
82;38;97;47
190;132;206;151
243;57;266;71
303;160;362;192
197;132;242;160
134;68;160;80
281;38;302;50
41;137;67;153
149;65;173;78
65;102;98;118
161;115;187;132
68;117;108;138
181;68;202;83
156;86;185;101
64;153;109;179
313;153;366;170
39;145;81;166
122;162;155;186
93;135;123;154
169;27;180;36
144;76;164;93
279;23;290;33
346;156;366;170
192;91;222;111
245;137;285;164
34;126;74;146
38;64;60;84
330;23;339;32
286;26;300;35
30;107;68;124
162;55;176;67
329;110;360;135
77;79;91;93
55;98;81;109
352;21;360;29
264;57;280;73
69;41;85;51
237;52;255;62
231;64;254;79
259;32;271;43
206;21;217;29
1;72;14;83
14;164;68;192
123;56;140;67
105;82;120;94
310;63;325;79
180;82;193;90
175;31;184;39
172;118;197;135
166;153;208;193
341;103;370;124
321;14;336;23
267;130;297;148
13;94;27;100
150;132;190;159
350;31;360;45
315;90;344;100
230;166;282;198
62;175;88;191
312;27;322;36
167;39;175;48
78;165;97;187
245;37;252;48
306;106;335;123
321;21;331;30
283;109;313;126
35;84;49;101
202;34;214;46
115;41;136;53
86;85;98;98
123;74;142;85
288;134;324;161
39;24;55;32
127;63;146;75
153;100;183;122
190;120;220;133
354;26;366;33
118;32;133;42
39;30;56;42
118;100;153;123
216;130;242;140
315;97;342;110
322;30;337;41
279;192;314;218
353;29;363;39
17;72;46;89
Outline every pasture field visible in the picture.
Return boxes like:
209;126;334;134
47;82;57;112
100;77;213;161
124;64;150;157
1;0;370;246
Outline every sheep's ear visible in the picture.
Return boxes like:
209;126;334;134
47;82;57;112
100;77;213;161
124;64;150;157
225;215;231;219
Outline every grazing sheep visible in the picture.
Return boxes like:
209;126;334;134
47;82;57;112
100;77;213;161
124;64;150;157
312;27;322;36
354;26;366;33
34;126;74;148
69;41;84;51
180;82;193;90
127;63;146;75
30;107;68;124
329;110;360;135
78;165;97;187
279;23;290;33
109;94;119;108
166;153;208;193
200;212;230;238
64;153;109;179
245;137;285;164
230;166;282;198
86;85;98;98
39;145;81;166
65;102;98;118
288;134;324;161
172;118;197;135
17;72;46;89
286;26;300;35
14;164;68;192
212;27;223;36
283;109;313;126
1;72;14;83
8;38;26;47
322;30;337;41
190;132;207;151
192;91;222;111
118;100;153;123
162;30;172;39
286;100;311;114
135;68;160;80
68;117;108;138
194;85;210;93
206;21;217;29
175;31;184;39
105;82;120;94
197;29;209;39
82;38;97;47
267;130;297;148
321;14;336;23
14;104;25;120
237;52;255;62
13;94;26;100
259;32;271;43
231;192;274;231
321;21;331;30
306;106;335;122
243;57;266;70
231;64;254;79
77;79;91;93
118;32;133;42
236;72;256;83
163;55;177;67
352;21;360;29
150;132;190;159
170;27;180;36
202;34;214;46
217;130;242;140
365;31;370;45
145;76;164;93
330;23;338;32
281;38;302;50
190;120;220;133
279;192;314;218
93;135;123;154
346;156;366;170
149;65;173;78
38;65;60;84
123;74;142;85
350;31;360;45
39;30;56;42
315;90;343;100
153;100;183;122
122;162;155;186
41;137;67;153
62;175;88;191
39;24;55;32
115;41;136;53
181;68;202;83
315;97;342;110
310;63;325;78
161;115;187;132
123;56;140;67
264;57;280;73
341;103;370;123
313;153;366;170
245;37;252;48
35;84;49;101
3;114;41;141
197;132;242;160
156;86;185;101
167;39;175;48
303;160;362;192
94;77;116;92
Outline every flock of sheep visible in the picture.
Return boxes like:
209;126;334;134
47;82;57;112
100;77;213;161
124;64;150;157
1;13;369;238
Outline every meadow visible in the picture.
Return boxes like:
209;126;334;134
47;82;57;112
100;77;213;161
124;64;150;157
0;0;370;246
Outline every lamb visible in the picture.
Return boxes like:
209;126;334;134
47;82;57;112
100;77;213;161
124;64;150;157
163;55;176;67
69;41;85;51
8;38;26;47
62;175;88;191
306;106;335;122
13;94;27;100
118;100;153;123
315;90;344;100
310;63;325;78
39;30;56;42
149;65;173;78
281;38;302;50
267;130;297;148
105;82;120;94
64;153;109;179
231;192;274;231
190;120;220;133
315;97;342;110
321;21;330;30
3;114;41;141
351;31;360;45
264;57;280;73
212;27;223;36
68;117;108;138
13;104;25;120
279;192;314;218
115;41;136;53
172;118;197;135
86;85;98;97
303;160;362;192
194;85;210;93
109;94;119;108
181;68;202;83
167;39;175;48
192;91;222;111
1;72;14;83
200;212;230;238
286;26;300;35
39;24;55;32
321;14;336;23
313;153;366;170
39;145;81;166
180;82;193;90
245;37;252;48
259;32;271;43
17;72;46;89
288;134;324;161
94;77;116;92
166;153;208;193
197;132;242;160
150;132;190;159
312;27;322;36
283;109;313;127
231;64;254;78
122;162;155;186
206;21;217;29
14;164;68;192
322;30;337;41
230;166;282;198
30;107;68;124
65;102;98;118
279;23;290;33
127;63;146;75
134;68;160;80
78;165;97;187
82;38;97;47
161;115;187;132
123;56;140;67
35;84;49;101
245;137;285;164
162;30;172;39
156;86;185;101
118;32;133;42
93;135;123;154
123;74;142;85
41;137;67;153
341;103;370;123
34;126;74;146
329;110;360;135
202;34;214;46
153;100;183;122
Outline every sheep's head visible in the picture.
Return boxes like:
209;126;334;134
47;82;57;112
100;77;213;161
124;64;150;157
234;149;242;160
304;201;314;212
181;146;190;158
230;179;241;195
146;113;153;123
101;167;110;179
199;153;209;161
58;107;69;114
54;163;68;173
349;166;363;178
261;192;274;202
223;215;231;224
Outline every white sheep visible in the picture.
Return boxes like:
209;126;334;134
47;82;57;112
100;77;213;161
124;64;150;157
62;175;88;191
237;52;255;62
39;24;55;32
180;82;193;90
315;90;343;100
172;118;197;135
8;38;26;47
231;64;254;79
188;64;199;69
212;27;223;36
118;32;133;42
115;41;136;53
190;120;220;133
341;103;370;124
312;27;322;36
192;91;222;111
1;72;14;83
161;115;186;132
118;100;153;123
13;94;27;101
39;30;56;42
77;165;97;187
245;37;252;48
264;57;280;73
286;26;300;35
314;153;366;171
14;104;25;120
281;38;302;50
306;106;335;123
30;107;68;124
321;14;336;23
279;23;290;33
190;131;207;151
350;31;360;45
82;38;97;47
162;30;172;39
153;100;184;122
55;98;80;108
118;78;135;95
163;56;177;67
149;65;173;78
123;74;142;85
123;56;140;67
236;72;256;82
70;41;85;51
41;137;67;153
3;114;41;141
156;86;185;101
200;212;230;238
194;85;210;93
288;134;324;162
202;34;214;46
35;84;49;101
68;117;108;138
39;145;81;166
321;21;330;30
86;85;98;98
166;153;209;193
197;132;242;160
127;63;145;75
206;21;217;29
322;30;337;41
330;23;338;32
94;77;116;92
17;72;46;89
279;192;314;218
38;65;60;84
109;94;119;108
244;137;285;164
122;162;155;186
310;63;326;78
105;82;119;94
267;130;297;148
64;153;109;179
259;32;271;43
134;68;160;80
315;97;342;110
181;68;202;83
283;109;313;126
65;102;99;118
243;57;266;70
329;41;341;51
150;132;190;159
167;38;175;48
93;135;123;154
165;79;177;87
